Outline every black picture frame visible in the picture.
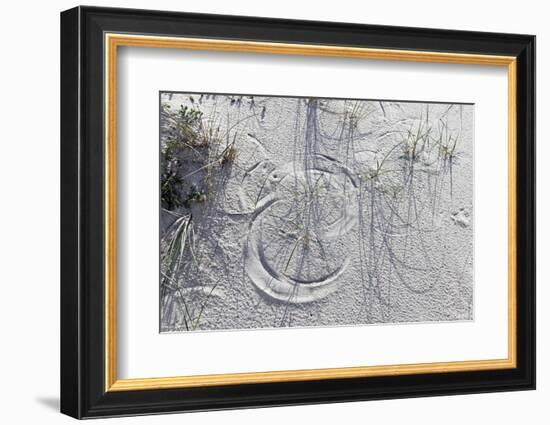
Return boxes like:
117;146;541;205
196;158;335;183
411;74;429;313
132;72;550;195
61;5;535;419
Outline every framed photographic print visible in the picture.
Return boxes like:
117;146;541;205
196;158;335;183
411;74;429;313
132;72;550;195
60;6;536;419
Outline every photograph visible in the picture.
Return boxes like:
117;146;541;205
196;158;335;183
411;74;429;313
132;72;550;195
159;92;474;332
56;4;536;419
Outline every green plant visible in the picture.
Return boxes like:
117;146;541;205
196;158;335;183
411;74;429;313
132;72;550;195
402;118;431;161
221;144;237;165
160;104;205;211
183;191;206;208
160;213;222;331
161;171;185;210
437;119;460;161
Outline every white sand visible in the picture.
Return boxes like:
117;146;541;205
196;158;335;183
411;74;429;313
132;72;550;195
160;93;474;332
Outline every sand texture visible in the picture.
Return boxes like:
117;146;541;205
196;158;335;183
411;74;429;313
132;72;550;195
159;92;474;332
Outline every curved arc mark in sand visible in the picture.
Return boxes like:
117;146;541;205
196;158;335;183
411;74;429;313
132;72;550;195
244;156;359;303
244;198;350;303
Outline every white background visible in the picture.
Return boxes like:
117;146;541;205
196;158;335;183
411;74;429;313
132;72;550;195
119;48;508;378
0;0;545;424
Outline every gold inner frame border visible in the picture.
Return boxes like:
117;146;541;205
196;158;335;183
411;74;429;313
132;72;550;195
104;33;517;392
